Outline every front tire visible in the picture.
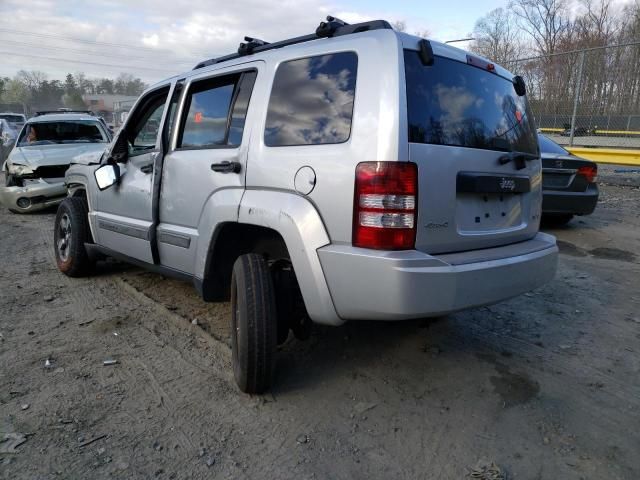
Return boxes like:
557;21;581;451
230;253;278;394
54;197;93;277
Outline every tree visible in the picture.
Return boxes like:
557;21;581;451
2;79;30;105
97;78;115;94
391;20;431;38
510;0;572;56
114;73;146;96
471;8;523;64
62;92;86;109
391;20;406;32
64;74;77;95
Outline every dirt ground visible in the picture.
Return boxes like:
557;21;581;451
1;166;639;479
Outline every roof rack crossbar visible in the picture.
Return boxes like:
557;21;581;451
193;17;392;70
34;110;94;116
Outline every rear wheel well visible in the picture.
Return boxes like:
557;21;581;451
202;223;290;301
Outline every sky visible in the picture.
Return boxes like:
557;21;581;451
0;0;513;84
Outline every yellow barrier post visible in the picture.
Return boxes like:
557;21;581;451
565;148;640;166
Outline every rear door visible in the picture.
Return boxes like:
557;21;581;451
403;45;542;254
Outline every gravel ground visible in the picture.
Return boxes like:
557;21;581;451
1;165;639;479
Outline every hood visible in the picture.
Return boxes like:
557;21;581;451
9;143;107;168
71;147;107;165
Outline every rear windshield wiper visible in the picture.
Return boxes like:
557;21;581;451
498;151;539;170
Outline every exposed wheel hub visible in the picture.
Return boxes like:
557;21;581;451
57;213;72;262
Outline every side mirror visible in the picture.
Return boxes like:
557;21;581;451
94;163;120;191
513;75;527;96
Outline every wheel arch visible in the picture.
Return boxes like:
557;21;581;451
198;189;343;326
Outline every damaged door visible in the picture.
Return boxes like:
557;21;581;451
92;85;171;263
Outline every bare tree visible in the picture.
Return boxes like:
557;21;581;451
510;0;572;56
391;20;406;32
471;8;523;64
15;70;47;91
391;20;431;38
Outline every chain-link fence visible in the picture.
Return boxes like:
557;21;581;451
505;41;640;149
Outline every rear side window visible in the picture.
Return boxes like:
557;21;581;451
404;51;538;155
264;52;358;147
178;71;257;149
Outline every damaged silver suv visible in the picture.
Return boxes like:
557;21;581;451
1;111;111;213
55;17;558;393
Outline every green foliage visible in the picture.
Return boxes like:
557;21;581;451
0;71;147;111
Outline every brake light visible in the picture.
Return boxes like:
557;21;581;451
577;165;597;183
353;162;418;250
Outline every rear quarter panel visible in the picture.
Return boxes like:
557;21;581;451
245;30;405;245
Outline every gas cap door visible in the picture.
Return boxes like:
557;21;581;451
294;166;316;195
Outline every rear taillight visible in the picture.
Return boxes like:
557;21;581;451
353;161;418;250
577;165;597;183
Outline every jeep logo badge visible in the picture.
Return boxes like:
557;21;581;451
500;178;516;191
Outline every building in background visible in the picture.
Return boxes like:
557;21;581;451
82;94;138;127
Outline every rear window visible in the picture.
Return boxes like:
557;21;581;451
404;51;538;155
264;52;358;147
18;121;107;146
0;114;24;123
537;134;569;155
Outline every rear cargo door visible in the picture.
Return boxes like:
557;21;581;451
403;46;542;254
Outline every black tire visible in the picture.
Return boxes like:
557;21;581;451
54;197;93;277
230;253;278;394
542;214;573;227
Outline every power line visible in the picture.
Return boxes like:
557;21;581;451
0;27;218;58
0;50;179;74
1;39;197;66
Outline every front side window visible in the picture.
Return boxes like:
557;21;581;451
18;121;107;146
132;101;166;150
405;51;538;154
264;52;358;147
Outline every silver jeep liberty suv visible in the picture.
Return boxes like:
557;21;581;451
55;17;558;393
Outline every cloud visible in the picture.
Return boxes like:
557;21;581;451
0;0;437;83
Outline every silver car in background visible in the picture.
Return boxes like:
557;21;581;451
1;112;111;213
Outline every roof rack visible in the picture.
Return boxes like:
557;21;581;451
35;109;94;117
193;16;392;70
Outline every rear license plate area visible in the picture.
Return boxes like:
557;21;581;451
456;192;523;233
542;173;572;189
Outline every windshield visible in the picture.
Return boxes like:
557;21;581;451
537;134;569;155
18;121;107;146
0;114;25;124
404;51;538;155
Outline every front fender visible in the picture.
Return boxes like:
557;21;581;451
65;164;99;238
237;190;342;326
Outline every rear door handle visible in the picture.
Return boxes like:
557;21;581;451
211;161;241;174
140;164;153;174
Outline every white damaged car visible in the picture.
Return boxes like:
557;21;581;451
1;111;111;213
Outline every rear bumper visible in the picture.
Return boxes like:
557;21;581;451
317;232;558;321
0;179;67;213
542;184;598;216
